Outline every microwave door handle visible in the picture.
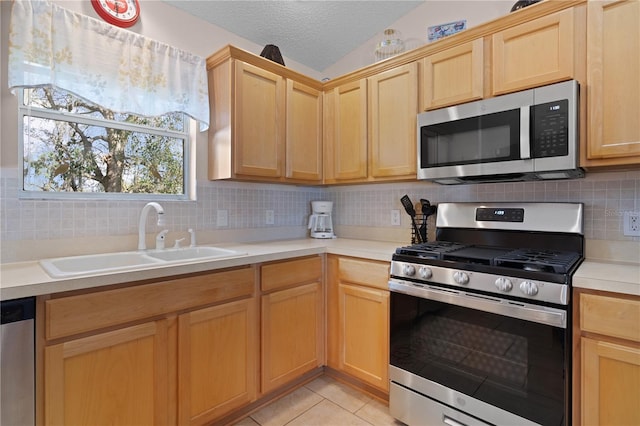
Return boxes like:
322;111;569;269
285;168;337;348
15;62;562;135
520;106;531;159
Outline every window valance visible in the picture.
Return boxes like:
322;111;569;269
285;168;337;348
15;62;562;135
8;0;210;131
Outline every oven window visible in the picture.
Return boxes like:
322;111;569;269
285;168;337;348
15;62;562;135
420;109;521;167
390;292;568;426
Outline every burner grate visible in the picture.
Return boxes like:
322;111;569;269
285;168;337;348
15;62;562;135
494;249;582;274
396;241;468;259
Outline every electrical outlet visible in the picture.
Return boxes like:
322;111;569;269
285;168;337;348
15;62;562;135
216;210;228;227
623;211;640;236
265;210;275;225
391;209;401;226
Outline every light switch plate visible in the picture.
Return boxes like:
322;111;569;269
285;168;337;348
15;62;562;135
217;210;228;227
391;210;401;226
623;211;640;236
265;210;275;225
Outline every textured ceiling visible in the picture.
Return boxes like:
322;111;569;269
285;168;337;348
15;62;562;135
163;1;424;72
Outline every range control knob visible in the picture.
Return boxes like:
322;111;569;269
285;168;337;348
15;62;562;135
520;281;539;296
453;271;469;285
419;266;433;279
403;264;416;277
495;277;513;292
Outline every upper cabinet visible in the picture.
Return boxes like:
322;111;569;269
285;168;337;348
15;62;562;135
324;63;418;183
324;79;368;181
286;80;324;181
206;1;639;186
233;61;285;178
207;46;323;184
421;38;484;110
368;63;418;179
584;0;640;166
492;7;579;95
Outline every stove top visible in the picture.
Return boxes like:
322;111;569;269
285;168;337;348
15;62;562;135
395;242;582;275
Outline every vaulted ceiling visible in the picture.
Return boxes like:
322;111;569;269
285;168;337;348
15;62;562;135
163;1;424;72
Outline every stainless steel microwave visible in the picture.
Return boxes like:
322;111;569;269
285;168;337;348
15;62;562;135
417;80;583;184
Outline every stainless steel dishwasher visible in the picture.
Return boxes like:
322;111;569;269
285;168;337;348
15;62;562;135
1;297;35;426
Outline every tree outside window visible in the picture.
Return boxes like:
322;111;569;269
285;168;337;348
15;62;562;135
20;87;191;199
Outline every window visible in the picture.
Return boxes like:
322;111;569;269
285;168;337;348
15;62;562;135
19;87;193;200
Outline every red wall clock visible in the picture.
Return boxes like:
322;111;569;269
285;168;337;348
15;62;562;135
91;0;140;28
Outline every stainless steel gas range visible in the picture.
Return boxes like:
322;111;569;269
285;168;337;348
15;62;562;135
388;202;584;426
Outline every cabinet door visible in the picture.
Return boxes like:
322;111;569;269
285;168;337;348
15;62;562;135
421;39;484;110
338;283;390;391
332;80;368;181
178;298;258;425
261;282;323;393
368;63;418;179
286;80;323;182
44;321;170;425
586;0;640;163
234;61;285;178
581;337;640;425
492;8;576;95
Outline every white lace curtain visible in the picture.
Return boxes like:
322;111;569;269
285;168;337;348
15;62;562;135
8;0;210;131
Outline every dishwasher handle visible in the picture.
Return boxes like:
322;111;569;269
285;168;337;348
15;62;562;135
1;297;35;324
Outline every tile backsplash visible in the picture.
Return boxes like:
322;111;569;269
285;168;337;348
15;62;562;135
1;168;638;262
326;170;640;242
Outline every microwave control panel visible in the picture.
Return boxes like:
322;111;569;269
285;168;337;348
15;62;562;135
531;99;569;158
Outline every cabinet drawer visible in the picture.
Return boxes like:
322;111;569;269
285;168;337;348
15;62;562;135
338;257;390;290
580;293;640;342
46;267;255;340
261;256;322;292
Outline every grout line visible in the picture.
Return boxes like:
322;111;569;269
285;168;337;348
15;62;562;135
280;397;325;426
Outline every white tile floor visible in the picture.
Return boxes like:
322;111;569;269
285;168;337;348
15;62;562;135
233;376;405;426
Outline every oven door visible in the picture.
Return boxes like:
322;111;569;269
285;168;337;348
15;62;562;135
389;279;570;426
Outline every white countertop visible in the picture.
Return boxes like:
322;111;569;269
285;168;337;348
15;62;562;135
573;259;640;296
0;238;400;301
2;238;638;301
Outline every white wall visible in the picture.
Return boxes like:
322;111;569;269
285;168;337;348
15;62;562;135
322;0;513;78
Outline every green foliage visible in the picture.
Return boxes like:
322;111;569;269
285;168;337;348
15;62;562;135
22;88;185;194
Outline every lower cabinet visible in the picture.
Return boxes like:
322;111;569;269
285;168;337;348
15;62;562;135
44;320;171;425
260;256;324;394
575;290;640;425
178;298;258;425
40;253;397;423
327;255;390;393
40;267;258;426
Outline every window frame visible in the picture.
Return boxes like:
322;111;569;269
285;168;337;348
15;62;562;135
17;88;196;201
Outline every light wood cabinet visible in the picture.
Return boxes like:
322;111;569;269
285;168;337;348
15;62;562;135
421;38;484;110
260;256;324;394
233;61;285;178
574;290;640;425
368;63;418;179
207;46;323;184
178;298;258;425
492;7;579;95
325;63;418;183
325;79;368;182
286;80;323;181
327;255;390;393
584;0;640;166
41;267;257;426
338;283;389;391
44;320;170;425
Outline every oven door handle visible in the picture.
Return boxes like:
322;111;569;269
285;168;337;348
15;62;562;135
389;280;567;328
443;415;468;426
